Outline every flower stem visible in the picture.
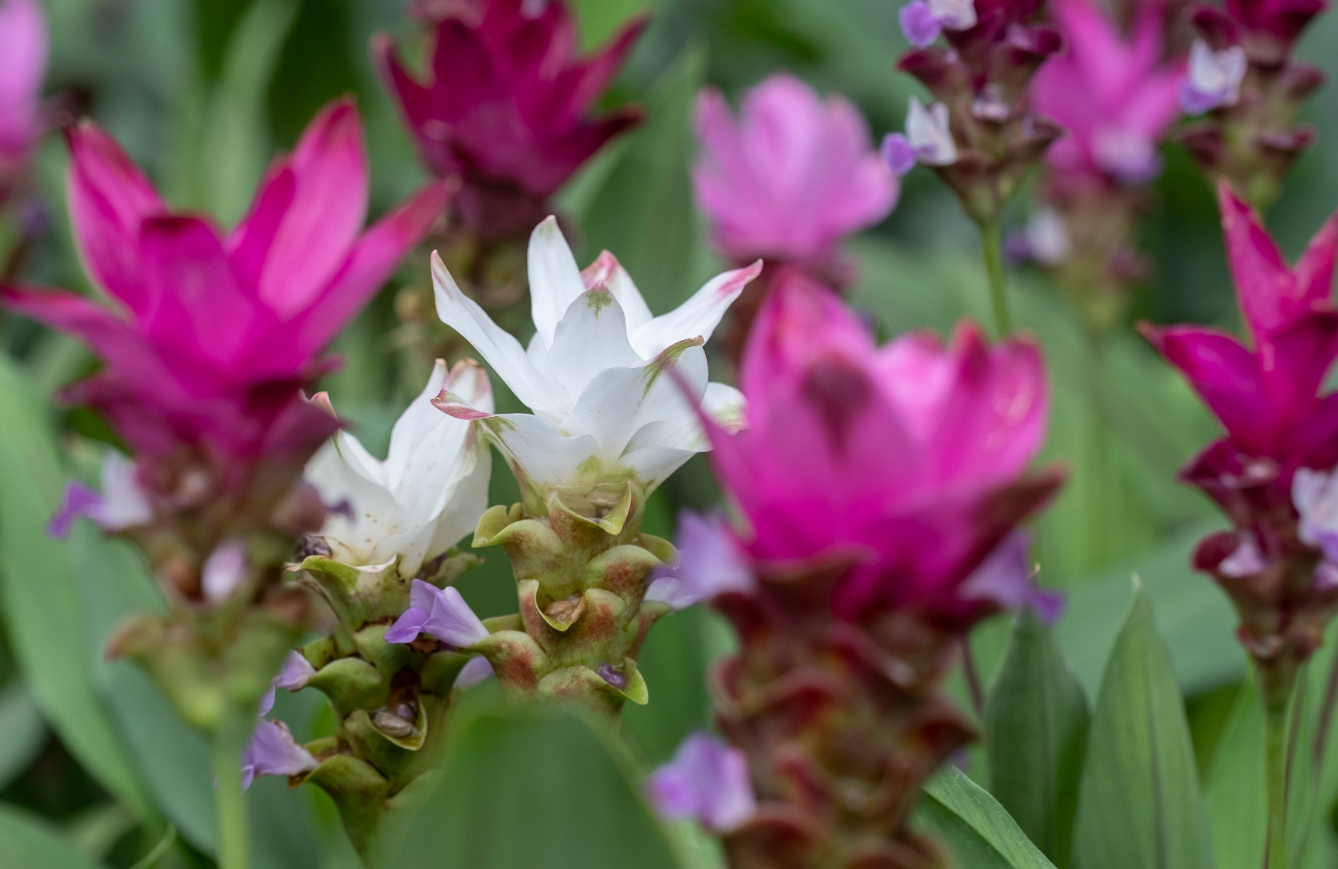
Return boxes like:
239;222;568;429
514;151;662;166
1264;693;1289;869
979;216;1012;337
213;714;250;869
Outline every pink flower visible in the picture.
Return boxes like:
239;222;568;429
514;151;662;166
692;74;897;266
1032;0;1184;185
703;272;1062;624
1;99;450;471
0;0;46;202
1194;0;1328;53
648;732;755;833
374;0;645;241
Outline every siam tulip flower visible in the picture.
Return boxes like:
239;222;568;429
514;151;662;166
692;74;897;270
1033;0;1184;186
692;73;897;362
648;732;756;834
385;580;489;647
305;358;493;582
670;273;1062;867
2;99;451;478
0;0;46;205
374;0;646;242
1180;40;1248;114
432;216;760;516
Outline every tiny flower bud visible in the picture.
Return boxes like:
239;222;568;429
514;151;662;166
1180;41;1247;114
201;539;249;604
905;97;958;166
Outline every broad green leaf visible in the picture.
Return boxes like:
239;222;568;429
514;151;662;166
0;804;106;869
0;682;46;791
395;710;684;869
1073;583;1215;869
0;354;153;819
918;765;1058;869
571;45;709;313
985;611;1089;867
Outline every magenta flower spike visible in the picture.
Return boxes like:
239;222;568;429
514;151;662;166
1033;0;1183;187
1141;180;1338;715
3;99;451;477
675;273;1063;866
0;0;46;205
374;0;646;242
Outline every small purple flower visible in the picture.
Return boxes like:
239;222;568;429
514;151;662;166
959;532;1064;624
1294;468;1338;563
275;650;316;691
648;732;756;833
899;0;943;48
47;452;153;539
645;511;756;610
1180;40;1247;114
241;719;317;790
881;133;919;178
453;656;495;690
385;579;489;647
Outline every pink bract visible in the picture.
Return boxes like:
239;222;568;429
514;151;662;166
0;0;46;200
704;272;1061;623
1032;0;1183;185
692;74;897;265
2;98;451;466
374;0;645;240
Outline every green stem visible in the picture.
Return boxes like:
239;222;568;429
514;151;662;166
214;713;251;869
979;216;1011;337
1264;697;1289;869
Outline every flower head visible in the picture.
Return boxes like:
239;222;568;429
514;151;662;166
692;74;897;266
1180;40;1247;114
1032;0;1183;185
648;732;756;834
306;359;492;580
432;216;759;515
704;273;1061;623
2;100;451;478
374;0;645;240
0;0;44;202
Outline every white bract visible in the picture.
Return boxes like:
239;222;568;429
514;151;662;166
305;359;492;580
431;217;759;514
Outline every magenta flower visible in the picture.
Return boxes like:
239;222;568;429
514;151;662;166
1;99;450;471
703;273;1062;624
1192;0;1327;58
692;74;897;267
1032;0;1183;185
374;0;645;241
0;0;46;203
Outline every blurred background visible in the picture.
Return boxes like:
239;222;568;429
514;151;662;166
1;0;1337;866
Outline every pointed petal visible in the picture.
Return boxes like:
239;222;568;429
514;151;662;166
1294;208;1338;313
385;605;431;644
227;162;296;290
547;287;644;396
0;0;46;112
412;580;488;647
430;251;566;414
580;250;653;332
630;261;762;358
1219;181;1300;338
527;217;588;350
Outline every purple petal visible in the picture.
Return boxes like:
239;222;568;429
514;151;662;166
899;0;943;48
453;656;494;690
275;650;316;691
385;605;431;644
959;531;1062;621
881;133;919;177
201;539;249;603
1027;586;1066;626
418;581;489;647
242;719;317;790
1178;78;1225;115
258;683;276;718
648;732;756;833
47;482;102;539
646;511;755;610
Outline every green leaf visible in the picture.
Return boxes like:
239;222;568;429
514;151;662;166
0;805;106;869
0;682;46;791
0;354;154;819
917;765;1058;869
1072;582;1215;869
569;0;653;50
984;610;1089;867
395;709;685;869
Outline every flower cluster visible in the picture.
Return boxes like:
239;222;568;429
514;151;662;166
1175;0;1328;207
4;99;449;735
0;0;45;207
1141;181;1338;709
1021;0;1184;331
651;274;1063;865
375;0;646;242
691;73;898;363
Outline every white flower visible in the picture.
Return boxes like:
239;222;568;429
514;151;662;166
906;97;958;166
928;0;976;29
1180;40;1247;114
1294;467;1338;562
432;217;759;514
305;359;492;580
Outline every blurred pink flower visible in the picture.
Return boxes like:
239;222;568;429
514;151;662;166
703;272;1062;624
0;0;46;202
693;74;897;267
1192;0;1327;55
374;0;645;241
2;99;450;470
1032;0;1184;185
648;732;755;834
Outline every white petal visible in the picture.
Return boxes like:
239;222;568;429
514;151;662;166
432;251;566;414
581;250;654;333
619;445;698;493
527;216;588;351
629;261;761;358
423;444;492;562
547;288;645;396
307;435;410;568
481;413;603;495
702;382;746;433
93;452;153;530
202;540;249;603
